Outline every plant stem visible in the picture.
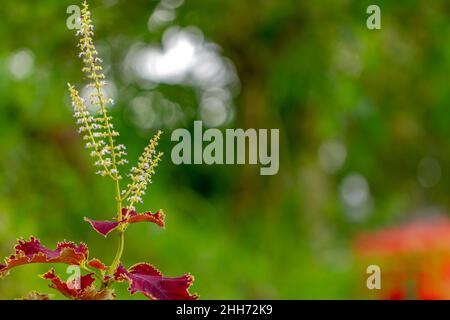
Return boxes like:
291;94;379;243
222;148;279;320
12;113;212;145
107;180;125;276
108;230;125;275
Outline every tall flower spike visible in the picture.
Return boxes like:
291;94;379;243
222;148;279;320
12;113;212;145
76;1;126;179
125;131;163;211
68;83;112;177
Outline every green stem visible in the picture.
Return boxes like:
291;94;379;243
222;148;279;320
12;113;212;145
108;230;125;275
105;177;125;278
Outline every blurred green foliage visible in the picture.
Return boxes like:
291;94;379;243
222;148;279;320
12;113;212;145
0;0;449;299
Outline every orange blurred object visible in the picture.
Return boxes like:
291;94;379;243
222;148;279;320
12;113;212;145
354;217;450;300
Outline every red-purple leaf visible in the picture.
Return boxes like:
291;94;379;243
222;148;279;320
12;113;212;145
0;237;88;277
114;263;198;300
88;258;108;272
127;209;165;228
84;217;119;237
42;269;114;300
113;263;128;281
85;208;165;237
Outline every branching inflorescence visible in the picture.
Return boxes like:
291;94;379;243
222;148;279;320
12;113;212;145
0;1;197;300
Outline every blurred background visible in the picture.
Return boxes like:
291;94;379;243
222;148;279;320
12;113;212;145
0;0;450;299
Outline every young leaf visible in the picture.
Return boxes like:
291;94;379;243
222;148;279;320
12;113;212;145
84;217;119;237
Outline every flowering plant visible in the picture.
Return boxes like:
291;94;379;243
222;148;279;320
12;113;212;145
0;1;197;300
